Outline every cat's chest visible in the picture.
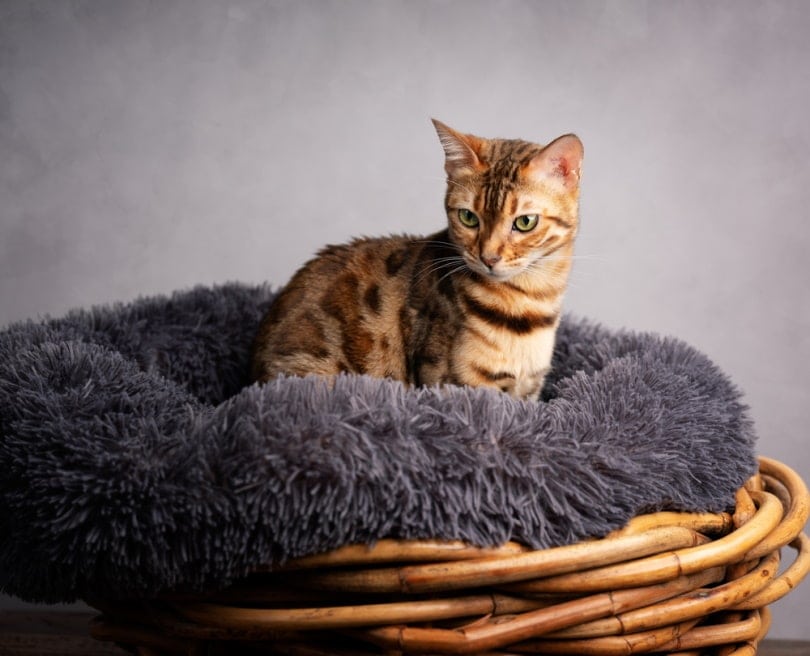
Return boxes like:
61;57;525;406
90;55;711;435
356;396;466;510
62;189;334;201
489;327;557;379
452;283;561;388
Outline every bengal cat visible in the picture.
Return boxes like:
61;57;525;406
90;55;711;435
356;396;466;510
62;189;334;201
251;120;583;399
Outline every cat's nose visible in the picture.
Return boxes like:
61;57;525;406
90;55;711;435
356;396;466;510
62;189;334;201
481;253;502;269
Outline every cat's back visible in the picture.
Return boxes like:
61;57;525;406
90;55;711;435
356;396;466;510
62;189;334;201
250;234;426;382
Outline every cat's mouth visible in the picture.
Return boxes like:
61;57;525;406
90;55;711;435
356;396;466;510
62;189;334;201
465;256;522;281
482;267;514;281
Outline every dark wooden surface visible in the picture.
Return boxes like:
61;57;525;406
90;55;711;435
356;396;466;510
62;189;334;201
0;612;122;655
1;611;809;655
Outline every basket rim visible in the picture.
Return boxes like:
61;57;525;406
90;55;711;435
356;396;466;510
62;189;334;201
89;456;810;655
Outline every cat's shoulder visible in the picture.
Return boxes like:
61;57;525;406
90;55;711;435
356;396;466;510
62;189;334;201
313;233;423;260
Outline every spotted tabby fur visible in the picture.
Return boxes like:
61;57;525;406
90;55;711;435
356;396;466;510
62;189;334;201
251;120;583;399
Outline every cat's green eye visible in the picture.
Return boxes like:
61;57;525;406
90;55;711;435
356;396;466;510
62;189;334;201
457;209;480;228
513;214;539;232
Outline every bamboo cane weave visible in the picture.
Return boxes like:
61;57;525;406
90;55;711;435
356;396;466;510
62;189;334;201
89;457;809;655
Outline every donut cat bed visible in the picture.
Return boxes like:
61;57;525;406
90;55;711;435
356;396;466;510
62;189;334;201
4;283;809;654
0;283;760;605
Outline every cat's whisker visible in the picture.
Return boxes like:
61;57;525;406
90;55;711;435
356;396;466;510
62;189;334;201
413;257;466;285
541;261;603;279
418;267;452;287
522;262;577;287
421;176;475;195
525;260;572;275
445;179;475;195
543;253;607;263
569;253;608;260
414;262;458;283
423;258;466;277
413;239;460;249
435;263;470;288
416;254;465;267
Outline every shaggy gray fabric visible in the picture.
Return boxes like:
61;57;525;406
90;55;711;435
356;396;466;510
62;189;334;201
0;283;757;603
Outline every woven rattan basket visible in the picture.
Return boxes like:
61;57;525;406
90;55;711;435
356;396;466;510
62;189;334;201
89;456;809;655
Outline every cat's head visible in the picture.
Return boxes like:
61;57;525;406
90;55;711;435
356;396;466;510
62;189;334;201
433;119;583;282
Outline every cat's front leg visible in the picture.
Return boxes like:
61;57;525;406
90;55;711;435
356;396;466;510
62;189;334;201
445;352;517;396
513;368;549;400
449;343;548;399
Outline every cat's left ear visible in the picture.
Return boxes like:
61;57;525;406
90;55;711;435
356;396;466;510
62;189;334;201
525;134;584;190
432;119;485;178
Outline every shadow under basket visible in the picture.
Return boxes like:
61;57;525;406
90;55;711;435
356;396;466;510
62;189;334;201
89;456;810;655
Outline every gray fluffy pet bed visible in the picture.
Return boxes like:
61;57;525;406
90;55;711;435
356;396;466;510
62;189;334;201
0;283;757;603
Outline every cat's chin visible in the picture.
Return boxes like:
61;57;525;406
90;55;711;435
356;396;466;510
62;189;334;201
486;270;518;282
468;264;524;282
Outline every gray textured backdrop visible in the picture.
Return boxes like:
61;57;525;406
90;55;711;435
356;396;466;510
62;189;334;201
1;0;809;639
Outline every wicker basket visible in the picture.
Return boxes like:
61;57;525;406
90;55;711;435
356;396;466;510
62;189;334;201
89;456;809;655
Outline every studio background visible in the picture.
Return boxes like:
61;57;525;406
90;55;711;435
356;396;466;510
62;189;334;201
1;0;809;640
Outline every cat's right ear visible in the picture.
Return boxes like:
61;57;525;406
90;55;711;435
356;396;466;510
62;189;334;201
432;119;484;178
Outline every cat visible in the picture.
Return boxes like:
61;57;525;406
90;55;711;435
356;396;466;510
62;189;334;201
251;120;583;399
